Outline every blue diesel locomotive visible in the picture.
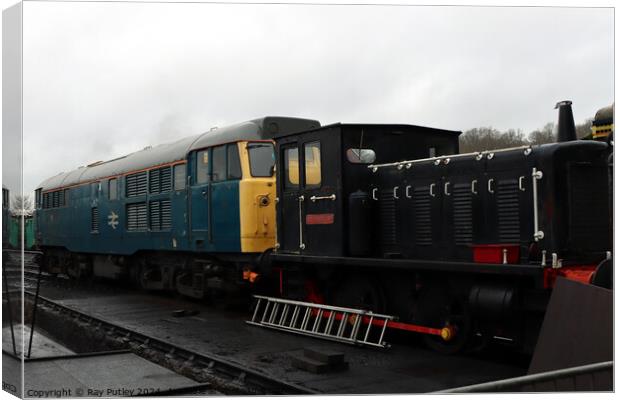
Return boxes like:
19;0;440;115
35;117;319;297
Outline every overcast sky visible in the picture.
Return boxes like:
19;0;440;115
13;2;615;194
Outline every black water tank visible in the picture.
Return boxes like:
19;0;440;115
348;190;373;256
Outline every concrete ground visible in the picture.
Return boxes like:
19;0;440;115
3;325;74;358
2;322;210;398
35;280;527;394
3;352;210;398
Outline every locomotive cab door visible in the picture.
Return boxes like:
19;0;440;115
189;148;212;248
276;130;343;256
277;143;302;253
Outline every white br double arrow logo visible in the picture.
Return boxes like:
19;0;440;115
108;211;119;229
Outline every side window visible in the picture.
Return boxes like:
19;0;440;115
284;146;299;190
91;182;100;197
109;178;117;200
304;141;321;188
174;164;186;190
196;150;210;184
227;144;242;180
212;145;227;182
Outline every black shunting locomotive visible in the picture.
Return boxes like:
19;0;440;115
268;101;612;353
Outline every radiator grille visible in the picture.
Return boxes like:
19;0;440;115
149;167;172;194
379;190;398;248
414;186;432;246
150;200;172;231
91;207;99;232
52;191;59;208
497;179;520;243
568;164;610;248
453;183;473;245
126;172;148;197
126;202;148;231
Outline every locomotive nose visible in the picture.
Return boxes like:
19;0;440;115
555;100;577;142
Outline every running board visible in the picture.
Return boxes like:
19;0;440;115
246;295;396;348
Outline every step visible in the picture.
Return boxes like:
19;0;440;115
303;347;345;365
291;354;348;374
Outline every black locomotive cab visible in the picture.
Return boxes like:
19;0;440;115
274;123;460;257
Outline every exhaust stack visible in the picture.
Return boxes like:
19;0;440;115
555;100;577;142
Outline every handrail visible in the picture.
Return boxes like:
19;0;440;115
439;361;613;393
368;145;534;171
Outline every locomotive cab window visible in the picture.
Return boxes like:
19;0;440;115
196;150;210;184
304;141;321;188
283;146;299;190
247;142;275;177
227;144;242;180
211;145;227;182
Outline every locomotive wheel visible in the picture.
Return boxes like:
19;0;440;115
591;258;613;290
331;277;386;313
418;286;473;354
133;261;150;291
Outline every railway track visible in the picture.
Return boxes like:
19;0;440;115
3;249;46;288
23;290;316;395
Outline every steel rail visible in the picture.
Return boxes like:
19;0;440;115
23;291;317;395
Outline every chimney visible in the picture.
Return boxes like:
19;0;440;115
555;100;577;142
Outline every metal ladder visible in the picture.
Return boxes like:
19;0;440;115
246;295;396;348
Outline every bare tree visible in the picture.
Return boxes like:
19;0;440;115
461;118;596;154
527;122;555;145
11;194;34;215
460;127;526;153
576;118;593;139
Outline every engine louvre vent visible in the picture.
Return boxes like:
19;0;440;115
497;179;520;243
150;199;172;231
126;172;148;197
414;186;432;246
126;202;147;231
149;167;172;194
91;207;99;232
379;189;398;249
453;183;473;245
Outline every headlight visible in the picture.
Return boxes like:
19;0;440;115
258;196;270;207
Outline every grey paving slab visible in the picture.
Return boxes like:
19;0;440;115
3;325;74;358
23;352;198;398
